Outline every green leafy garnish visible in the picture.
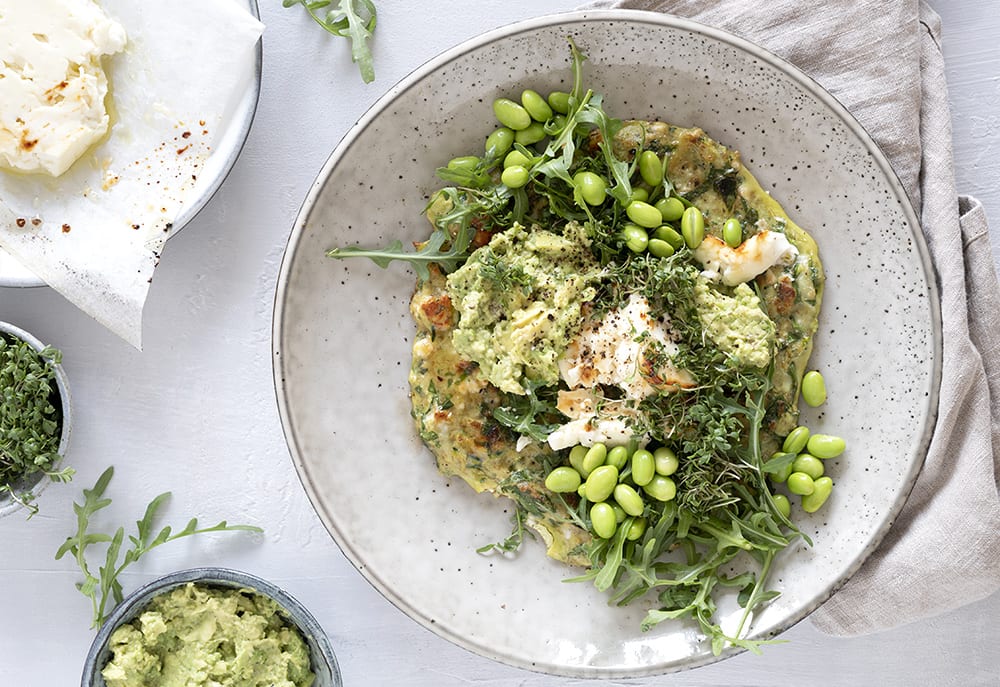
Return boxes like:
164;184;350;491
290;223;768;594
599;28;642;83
55;467;262;628
282;0;377;83
0;335;72;516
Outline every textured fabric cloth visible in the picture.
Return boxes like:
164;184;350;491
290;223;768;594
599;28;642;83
584;0;1000;635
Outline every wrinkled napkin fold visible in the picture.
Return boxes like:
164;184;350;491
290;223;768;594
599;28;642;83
584;0;1000;635
0;0;263;348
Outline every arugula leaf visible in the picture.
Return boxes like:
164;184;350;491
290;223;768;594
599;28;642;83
283;0;377;83
55;467;262;628
492;379;561;442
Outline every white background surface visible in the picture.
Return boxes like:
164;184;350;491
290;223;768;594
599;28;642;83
1;2;998;686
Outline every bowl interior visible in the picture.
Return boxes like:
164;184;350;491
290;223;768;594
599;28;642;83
274;11;938;678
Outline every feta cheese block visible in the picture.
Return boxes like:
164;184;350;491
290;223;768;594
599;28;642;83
0;0;127;176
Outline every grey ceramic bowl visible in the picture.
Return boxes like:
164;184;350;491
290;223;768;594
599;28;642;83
0;320;72;517
81;567;342;687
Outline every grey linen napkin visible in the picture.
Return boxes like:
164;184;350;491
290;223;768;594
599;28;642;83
584;0;1000;635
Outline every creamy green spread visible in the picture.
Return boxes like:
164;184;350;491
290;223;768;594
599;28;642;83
445;221;602;394
693;277;774;369
101;583;315;687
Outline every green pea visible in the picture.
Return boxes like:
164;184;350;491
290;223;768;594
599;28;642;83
653;447;678;476
585;465;619;502
638;150;663;187
514;122;546;146
643;475;677;502
582;443;608;474
631;188;649;203
622;224;649;253
648;238;675;258
607;445;629;470
590;502;617;539
613;483;644;516
612;503;626;523
723;217;743;247
547;90;572;114
544;466;581;493
653;225;685;250
801;477;833;513
787;472;816;496
626;517;647;541
446;155;479;172
630;449;655;486
626;200;662;228
492;97;531;130
772;493;791;519
801;370;827;407
681;206;705;248
807;434;846;459
520;89;553;122
573;171;607;206
656;197;685;222
485;127;515;157
782;426;811;454
569;445;589;477
792;454;824;480
503;150;532;169
500;165;529;189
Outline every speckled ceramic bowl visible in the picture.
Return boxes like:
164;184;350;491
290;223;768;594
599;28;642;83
0;320;72;518
81;567;342;687
273;10;940;679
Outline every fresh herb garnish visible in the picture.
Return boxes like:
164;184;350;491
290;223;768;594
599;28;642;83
0;335;72;515
282;0;377;83
55;467;262;628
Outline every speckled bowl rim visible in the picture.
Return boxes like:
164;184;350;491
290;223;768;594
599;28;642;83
272;9;941;678
0;0;263;289
0;320;72;518
80;567;343;687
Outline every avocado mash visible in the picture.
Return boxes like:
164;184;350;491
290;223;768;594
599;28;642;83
101;583;315;687
693;277;775;369
445;221;602;395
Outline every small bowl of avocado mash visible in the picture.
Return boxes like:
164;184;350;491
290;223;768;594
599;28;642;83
81;567;342;687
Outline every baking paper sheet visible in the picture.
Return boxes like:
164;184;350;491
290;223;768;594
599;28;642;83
0;0;263;347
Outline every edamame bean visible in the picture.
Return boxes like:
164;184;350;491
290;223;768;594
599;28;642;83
485;127;515;157
504;150;532;169
653;447;679;476
520;89;553;122
643;475;677;502
501;165;529;189
583;443;608;474
769;458;794;484
569;445;589;477
585;465;619;502
772;493;791;519
446;156;479;172
787;472;816;496
630;188;649;203
782;426;811;454
801;477;833;512
631;449;655;486
656;197;685;222
626;517;647;541
577;484;587;498
492;98;531;130
723;217;743;247
806;434;846;459
544;466;581;493
573;171;607;206
653;225;685;250
614;483;645;516
681;206;705;248
547;90;572;114
612;503;626;523
792;454;824;480
801;370;827;407
590;502;617;539
622;224;649;253
626;200;662;228
514;122;546;146
648;238;675;258
638;151;663;187
607;445;629;470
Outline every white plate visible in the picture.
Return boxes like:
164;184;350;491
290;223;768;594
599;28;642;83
273;11;940;678
0;0;262;289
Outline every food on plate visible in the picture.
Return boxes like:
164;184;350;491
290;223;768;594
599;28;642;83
0;0;127;176
328;42;846;653
100;583;315;687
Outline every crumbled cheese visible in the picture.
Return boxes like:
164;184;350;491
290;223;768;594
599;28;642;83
693;230;797;286
0;0;127;176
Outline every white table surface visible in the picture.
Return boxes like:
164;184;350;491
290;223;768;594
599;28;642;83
2;2;998;685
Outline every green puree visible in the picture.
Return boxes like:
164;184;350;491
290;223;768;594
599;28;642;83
693;277;774;369
101;583;315;687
